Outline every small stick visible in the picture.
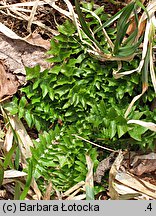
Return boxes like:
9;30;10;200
0;95;12;103
72;134;116;152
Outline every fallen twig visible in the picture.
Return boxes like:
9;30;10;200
72;134;116;152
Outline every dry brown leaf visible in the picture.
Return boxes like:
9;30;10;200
0;33;50;76
0;61;19;99
43;181;53;200
126;15;146;38
151;97;156;111
94;152;116;183
26;33;51;50
30;177;42;200
131;152;156;166
107;150;156;200
130;159;156;176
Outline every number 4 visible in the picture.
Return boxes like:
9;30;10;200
147;203;152;211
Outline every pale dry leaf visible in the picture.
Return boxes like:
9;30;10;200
0;22;21;39
67;194;86;200
0;190;6;198
124;86;148;118
116;172;156;199
63;181;85;197
27;0;40;33
2;179;16;185
11;115;34;160
127;119;156;132
109;150;123;200
0;1;46;9
4;170;27;178
3;116;15;152
3;115;33;163
45;0;72;20
113;182;141;200
65;188;82;200
0;22;50;50
85;155;94;188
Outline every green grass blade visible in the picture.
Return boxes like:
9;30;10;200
123;29;138;46
123;11;139;46
117;36;143;57
114;2;135;54
14;182;21;200
20;159;33;200
142;45;150;85
117;2;135;29
75;0;94;41
3;144;17;169
0;160;4;187
15;146;20;170
94;8;124;34
136;0;149;20
86;185;94;200
149;21;156;93
75;0;103;50
2;112;21;170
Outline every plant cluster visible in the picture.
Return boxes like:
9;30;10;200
3;2;156;193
